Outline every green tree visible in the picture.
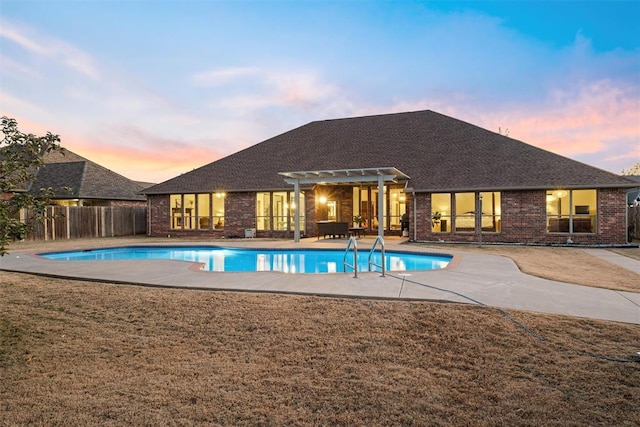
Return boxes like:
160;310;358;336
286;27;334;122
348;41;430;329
0;116;63;255
621;162;640;176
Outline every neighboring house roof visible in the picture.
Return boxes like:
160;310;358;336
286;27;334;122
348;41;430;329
135;181;157;192
28;149;149;201
143;110;637;194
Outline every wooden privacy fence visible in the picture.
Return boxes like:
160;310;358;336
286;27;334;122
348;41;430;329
23;206;147;241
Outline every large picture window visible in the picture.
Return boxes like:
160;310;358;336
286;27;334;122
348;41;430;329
256;191;305;231
546;189;596;233
435;192;501;233
170;193;225;230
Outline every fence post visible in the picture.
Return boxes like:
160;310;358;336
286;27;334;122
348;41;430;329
65;206;70;240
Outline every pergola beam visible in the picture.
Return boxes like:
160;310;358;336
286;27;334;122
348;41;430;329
279;167;410;242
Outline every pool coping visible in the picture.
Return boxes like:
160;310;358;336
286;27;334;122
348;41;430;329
1;237;639;325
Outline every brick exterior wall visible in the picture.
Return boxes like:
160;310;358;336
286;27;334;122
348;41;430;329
305;191;317;236
597;188;629;244
414;188;629;245
224;192;256;237
148;194;171;237
149;188;629;245
314;185;353;223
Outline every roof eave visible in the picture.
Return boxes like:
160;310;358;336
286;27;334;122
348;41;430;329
408;183;639;193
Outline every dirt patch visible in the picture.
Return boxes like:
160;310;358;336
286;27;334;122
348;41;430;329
1;271;639;425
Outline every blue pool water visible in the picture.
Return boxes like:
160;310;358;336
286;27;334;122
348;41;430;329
40;246;451;274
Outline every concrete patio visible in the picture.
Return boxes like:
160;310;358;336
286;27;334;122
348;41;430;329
1;237;639;325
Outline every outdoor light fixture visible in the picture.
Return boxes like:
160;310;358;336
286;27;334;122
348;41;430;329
318;196;327;204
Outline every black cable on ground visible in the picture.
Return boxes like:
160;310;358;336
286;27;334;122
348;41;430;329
385;272;640;364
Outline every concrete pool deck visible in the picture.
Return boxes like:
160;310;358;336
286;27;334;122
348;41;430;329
1;237;639;325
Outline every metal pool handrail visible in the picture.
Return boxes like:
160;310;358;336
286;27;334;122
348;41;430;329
367;235;385;276
343;236;358;278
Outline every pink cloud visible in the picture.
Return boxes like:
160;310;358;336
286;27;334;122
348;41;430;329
383;78;639;174
493;79;639;157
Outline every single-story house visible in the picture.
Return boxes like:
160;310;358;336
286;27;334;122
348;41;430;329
143;110;637;245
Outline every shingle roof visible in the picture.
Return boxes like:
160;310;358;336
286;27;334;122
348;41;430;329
143;110;637;194
28;149;148;201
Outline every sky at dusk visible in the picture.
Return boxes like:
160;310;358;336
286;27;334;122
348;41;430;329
1;0;639;183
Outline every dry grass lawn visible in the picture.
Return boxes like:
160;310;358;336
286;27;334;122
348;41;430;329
1;238;639;425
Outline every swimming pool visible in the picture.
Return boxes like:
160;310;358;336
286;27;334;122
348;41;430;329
40;246;452;274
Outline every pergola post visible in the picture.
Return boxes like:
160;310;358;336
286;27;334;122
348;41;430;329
377;174;384;238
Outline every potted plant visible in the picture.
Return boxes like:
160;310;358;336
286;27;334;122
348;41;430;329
353;215;363;228
431;212;441;226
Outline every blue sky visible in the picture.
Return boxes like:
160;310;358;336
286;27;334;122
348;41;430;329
1;0;639;182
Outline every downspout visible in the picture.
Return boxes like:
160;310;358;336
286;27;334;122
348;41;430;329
294;179;300;242
412;191;417;242
403;184;417;242
626;187;640;244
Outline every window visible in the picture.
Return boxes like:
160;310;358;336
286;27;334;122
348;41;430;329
197;194;210;229
170;193;225;230
389;188;406;230
326;200;337;222
256;192;271;231
480;192;501;232
256;191;305;231
435;192;501;233
352;185;404;230
454;193;475;232
353;187;370;227
273;192;288;230
431;193;451;232
212;193;225;229
183;194;196;229
546;189;596;233
170;194;183;228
